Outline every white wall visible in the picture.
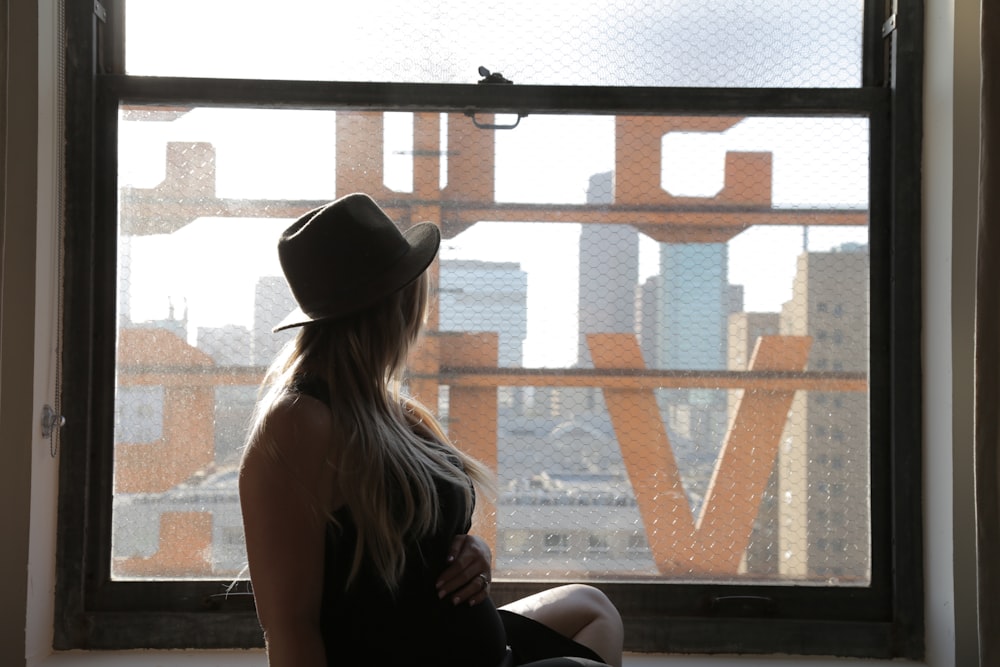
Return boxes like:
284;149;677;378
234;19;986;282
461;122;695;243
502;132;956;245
6;0;981;665
2;0;38;662
25;0;62;663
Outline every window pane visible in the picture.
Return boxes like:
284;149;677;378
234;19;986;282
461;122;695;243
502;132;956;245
124;1;864;88
112;106;870;586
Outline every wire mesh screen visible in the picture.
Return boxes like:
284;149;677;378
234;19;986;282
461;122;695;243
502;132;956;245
112;106;871;586
124;1;864;88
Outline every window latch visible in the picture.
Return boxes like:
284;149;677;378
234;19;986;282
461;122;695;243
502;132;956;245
881;13;896;38
477;66;513;85
465;110;527;130
468;67;525;130
41;404;65;458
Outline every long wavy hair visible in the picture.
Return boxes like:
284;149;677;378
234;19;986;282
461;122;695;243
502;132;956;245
248;272;493;591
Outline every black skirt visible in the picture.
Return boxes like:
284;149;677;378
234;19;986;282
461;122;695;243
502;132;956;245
499;609;608;666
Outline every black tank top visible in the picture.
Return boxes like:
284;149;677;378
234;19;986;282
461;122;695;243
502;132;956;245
291;377;508;666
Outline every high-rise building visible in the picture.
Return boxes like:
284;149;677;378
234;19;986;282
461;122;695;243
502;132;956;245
636;242;736;506
727;311;781;575
636;274;663;367
577;171;639;366
656;242;730;371
197;324;253;367
438;259;528;368
777;245;870;581
253;275;296;366
550;170;642;424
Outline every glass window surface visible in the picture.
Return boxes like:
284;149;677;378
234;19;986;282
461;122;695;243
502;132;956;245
113;107;871;587
124;1;864;88
57;0;926;657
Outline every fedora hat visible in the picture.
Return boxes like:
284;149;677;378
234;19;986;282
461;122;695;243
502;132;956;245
273;193;440;331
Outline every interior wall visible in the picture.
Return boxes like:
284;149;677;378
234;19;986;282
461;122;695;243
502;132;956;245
921;0;982;664
975;0;1000;662
3;0;983;665
27;0;63;662
950;0;984;662
1;1;39;666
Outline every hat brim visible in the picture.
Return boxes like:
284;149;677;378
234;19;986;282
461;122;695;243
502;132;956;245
272;221;440;332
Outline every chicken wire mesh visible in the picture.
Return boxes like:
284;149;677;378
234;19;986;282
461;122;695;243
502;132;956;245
124;0;864;88
111;107;871;586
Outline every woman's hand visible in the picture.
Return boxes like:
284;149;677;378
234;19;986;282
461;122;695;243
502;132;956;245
436;534;493;606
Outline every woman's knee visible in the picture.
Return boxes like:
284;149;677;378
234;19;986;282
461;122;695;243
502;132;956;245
563;585;623;667
563;585;622;628
501;584;624;667
553;584;623;649
500;584;620;636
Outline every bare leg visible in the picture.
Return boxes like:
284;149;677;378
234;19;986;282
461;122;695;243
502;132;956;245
500;584;624;667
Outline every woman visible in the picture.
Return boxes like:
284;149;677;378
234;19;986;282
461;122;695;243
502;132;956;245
239;193;623;667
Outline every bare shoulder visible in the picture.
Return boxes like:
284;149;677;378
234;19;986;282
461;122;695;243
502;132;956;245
240;391;339;507
268;392;333;442
248;391;332;453
238;391;337;646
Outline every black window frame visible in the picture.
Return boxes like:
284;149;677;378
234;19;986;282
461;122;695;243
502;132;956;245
55;0;924;658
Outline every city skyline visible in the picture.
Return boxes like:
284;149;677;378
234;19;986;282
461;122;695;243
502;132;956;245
111;105;872;583
113;244;870;583
119;108;869;367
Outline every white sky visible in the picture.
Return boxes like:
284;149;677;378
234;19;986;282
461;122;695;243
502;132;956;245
123;1;864;88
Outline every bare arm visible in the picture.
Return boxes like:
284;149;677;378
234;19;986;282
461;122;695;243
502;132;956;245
240;394;338;667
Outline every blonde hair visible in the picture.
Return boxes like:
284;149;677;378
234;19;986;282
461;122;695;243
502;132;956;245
248;273;493;591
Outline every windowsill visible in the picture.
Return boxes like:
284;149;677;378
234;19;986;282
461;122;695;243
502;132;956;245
32;651;927;667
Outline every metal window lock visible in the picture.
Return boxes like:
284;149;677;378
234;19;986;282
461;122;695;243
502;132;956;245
41;404;65;456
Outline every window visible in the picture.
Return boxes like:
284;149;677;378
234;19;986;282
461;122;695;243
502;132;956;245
55;0;924;658
588;535;612;555
114;385;164;443
544;534;571;553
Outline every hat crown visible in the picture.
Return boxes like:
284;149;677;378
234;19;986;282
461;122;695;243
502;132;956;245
275;193;440;330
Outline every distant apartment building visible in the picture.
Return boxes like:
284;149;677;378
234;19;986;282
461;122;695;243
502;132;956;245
727;311;782;414
197;324;253;366
576;171;639;368
635;243;739;511
727;311;782;575
654;242;731;371
105;114;852;577
196;324;256;466
529;171;641;422
116;253;656;579
438;259;528;368
253;275;296;366
437;256;649;574
777;245;870;581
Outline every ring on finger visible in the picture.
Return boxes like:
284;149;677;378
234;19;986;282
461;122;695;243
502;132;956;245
478;573;490;590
